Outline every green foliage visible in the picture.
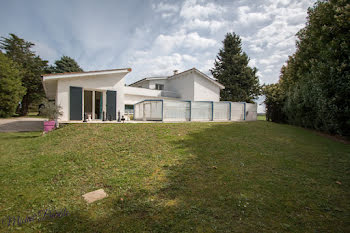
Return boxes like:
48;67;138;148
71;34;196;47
46;55;83;74
0;52;26;117
0;34;48;116
264;0;350;136
40;99;63;120
211;32;260;102
262;84;286;123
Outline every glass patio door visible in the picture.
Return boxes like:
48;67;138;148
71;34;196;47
95;91;103;120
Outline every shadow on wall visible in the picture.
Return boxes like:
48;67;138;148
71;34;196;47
36;122;342;232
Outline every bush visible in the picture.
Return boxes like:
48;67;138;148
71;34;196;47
40;99;63;120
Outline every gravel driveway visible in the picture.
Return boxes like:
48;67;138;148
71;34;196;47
0;117;46;132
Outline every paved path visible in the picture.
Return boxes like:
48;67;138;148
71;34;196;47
0;117;46;132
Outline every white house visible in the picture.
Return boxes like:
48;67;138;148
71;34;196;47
127;68;224;104
41;67;225;122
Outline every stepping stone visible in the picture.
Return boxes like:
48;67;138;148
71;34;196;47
82;189;108;203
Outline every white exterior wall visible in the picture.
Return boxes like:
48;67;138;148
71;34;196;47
167;72;195;101
128;70;222;103
194;75;220;102
140;81;149;89
132;80;149;88
148;80;168;90
124;86;178;105
56;73;125;121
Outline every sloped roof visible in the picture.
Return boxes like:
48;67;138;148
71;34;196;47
128;68;224;89
168;68;225;89
42;68;132;80
129;76;168;86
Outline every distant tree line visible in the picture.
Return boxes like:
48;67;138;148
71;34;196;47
263;0;350;136
0;34;83;117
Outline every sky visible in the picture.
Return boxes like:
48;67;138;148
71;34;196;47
0;0;316;112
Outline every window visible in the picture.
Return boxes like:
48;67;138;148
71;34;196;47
125;105;134;115
155;84;164;90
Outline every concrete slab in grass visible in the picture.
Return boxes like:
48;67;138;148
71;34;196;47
82;189;108;203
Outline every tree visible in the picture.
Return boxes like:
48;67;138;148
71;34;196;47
46;55;83;73
210;32;260;102
264;0;350;135
262;83;286;123
0;34;48;116
0;52;26;117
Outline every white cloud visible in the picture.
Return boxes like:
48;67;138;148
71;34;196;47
180;0;226;20
127;53;195;82
182;54;198;63
154;31;218;53
153;2;179;19
152;2;179;13
161;12;173;18
249;58;257;68
182;18;227;33
259;54;284;65
235;6;272;26
230;0;315;84
249;44;264;53
198;59;215;75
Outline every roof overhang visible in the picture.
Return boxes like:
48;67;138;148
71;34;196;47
42;68;131;81
41;68;132;100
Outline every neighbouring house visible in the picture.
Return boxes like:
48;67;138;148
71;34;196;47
41;67;227;122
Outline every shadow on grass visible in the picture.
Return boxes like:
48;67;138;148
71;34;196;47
0;133;41;140
34;122;346;233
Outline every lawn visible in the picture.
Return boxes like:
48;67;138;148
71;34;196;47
0;121;349;232
257;114;266;121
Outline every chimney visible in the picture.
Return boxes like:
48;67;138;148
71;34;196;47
173;70;178;75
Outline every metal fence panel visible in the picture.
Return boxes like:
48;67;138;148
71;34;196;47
191;102;212;121
213;102;230;120
245;103;257;121
231;102;245;121
163;100;190;121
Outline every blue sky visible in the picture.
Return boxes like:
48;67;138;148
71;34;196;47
1;0;315;111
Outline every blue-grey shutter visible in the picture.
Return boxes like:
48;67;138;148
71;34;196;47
70;86;82;120
106;90;117;120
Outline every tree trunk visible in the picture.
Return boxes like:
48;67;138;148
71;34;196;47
19;94;30;116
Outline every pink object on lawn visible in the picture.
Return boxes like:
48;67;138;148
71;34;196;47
44;120;56;132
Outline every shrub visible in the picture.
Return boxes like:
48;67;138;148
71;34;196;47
40;99;63;120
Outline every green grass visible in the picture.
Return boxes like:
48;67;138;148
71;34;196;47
257;114;266;121
0;122;349;232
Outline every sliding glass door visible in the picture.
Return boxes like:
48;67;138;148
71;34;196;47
84;90;103;120
84;90;93;120
95;91;103;120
